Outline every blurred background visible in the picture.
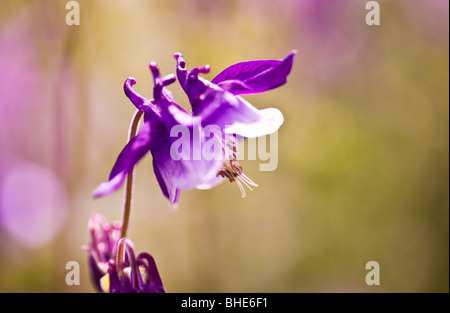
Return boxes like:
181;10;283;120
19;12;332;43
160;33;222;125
0;0;448;292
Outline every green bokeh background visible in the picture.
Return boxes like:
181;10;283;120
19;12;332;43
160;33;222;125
0;0;448;292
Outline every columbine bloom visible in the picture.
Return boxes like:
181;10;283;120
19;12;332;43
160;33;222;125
93;51;295;205
174;50;296;194
93;64;224;207
86;213;121;292
86;213;164;293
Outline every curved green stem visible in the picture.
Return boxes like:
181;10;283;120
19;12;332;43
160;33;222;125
120;109;144;239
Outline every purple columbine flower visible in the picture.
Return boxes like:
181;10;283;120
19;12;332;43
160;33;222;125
86;213;165;293
93;63;224;207
86;213;121;291
93;51;295;205
173;50;296;194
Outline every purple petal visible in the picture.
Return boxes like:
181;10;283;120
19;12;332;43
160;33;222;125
196;174;225;190
88;254;105;292
137;253;165;293
211;50;296;95
173;53;214;115
198;88;284;138
174;52;188;91
153;159;180;208
93;122;153;198
124;78;152;112
107;260;134;293
150;130;223;202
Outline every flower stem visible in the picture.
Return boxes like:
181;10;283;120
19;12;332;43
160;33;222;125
120;109;143;238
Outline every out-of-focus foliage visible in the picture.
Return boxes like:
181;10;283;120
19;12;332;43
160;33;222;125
0;0;448;292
